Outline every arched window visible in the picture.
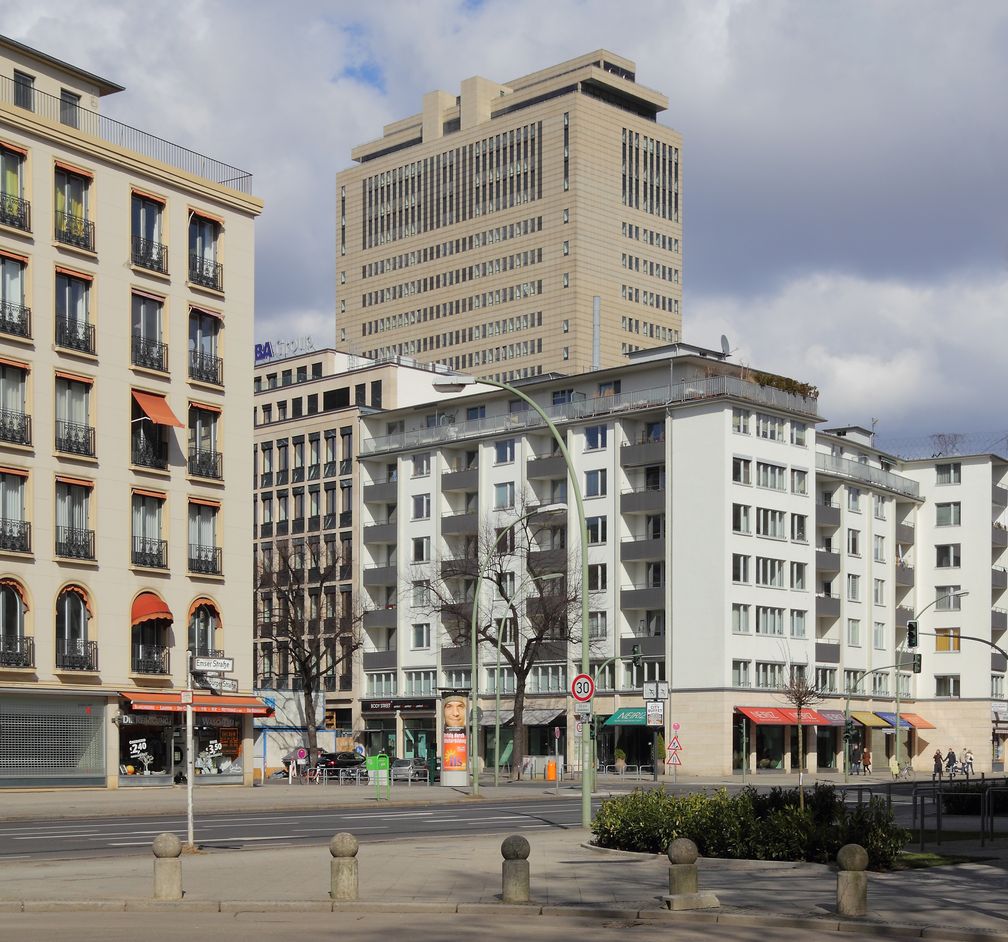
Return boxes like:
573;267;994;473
188;602;219;657
0;581;25;641
55;585;94;670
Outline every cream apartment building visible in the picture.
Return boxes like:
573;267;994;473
336;50;683;382
0;36;264;788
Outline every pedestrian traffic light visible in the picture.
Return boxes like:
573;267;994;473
631;644;642;668
912;653;922;674
907;621;919;648
843;718;855;741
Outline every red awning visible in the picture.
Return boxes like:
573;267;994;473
737;706;791;725
132;390;184;428
777;708;829;726
817;709;848;727
120;692;272;716
901;712;936;730
131;592;172;626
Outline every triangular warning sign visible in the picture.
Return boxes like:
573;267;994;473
669;736;682;752
669;752;683;766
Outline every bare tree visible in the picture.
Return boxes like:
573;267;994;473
418;503;586;780
255;539;365;767
780;665;824;811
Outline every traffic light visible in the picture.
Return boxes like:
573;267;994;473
912;653;923;674
907;620;919;648
843;718;855;742
631;644;642;668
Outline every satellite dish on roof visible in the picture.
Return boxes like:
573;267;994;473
720;334;732;357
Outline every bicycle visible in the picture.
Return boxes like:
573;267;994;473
897;761;913;781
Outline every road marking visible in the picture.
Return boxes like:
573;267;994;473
12;833;104;841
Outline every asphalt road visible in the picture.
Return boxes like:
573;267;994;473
0;796;593;860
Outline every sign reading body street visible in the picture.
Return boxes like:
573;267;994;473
570;673;595;702
203;675;239;693
193;656;234;673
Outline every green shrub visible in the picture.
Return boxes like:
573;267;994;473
841;797;910;869
940;782;1007;814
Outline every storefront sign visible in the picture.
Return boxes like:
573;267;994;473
198;714;240;728
361;698;436;714
128;738;148;758
254;336;316;363
119;712;174;726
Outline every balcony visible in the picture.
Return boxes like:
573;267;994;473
131;235;168;274
362;565;397;587
0;519;30;553
815;452;920;499
897;522;915;544
529;546;568;572
815;549;841;572
189;253;223;291
0;635;34;669
189;350;224;386
55;525;95;560
620;584;664;610
55;420;96;458
816;594;840;619
0;300;30;339
441;555;477;579
132;536;168;569
189;544;222;575
526;455;567;479
362;649;397;671
994;567;1008;591
132;435;169;471
995;484;1008;506
56;639;98;672
0;409;31;446
55;212;95;251
189;448;223;480
619;536;663;562
362;480;397;503
994;651;1008;674
816;502;841;528
363;608;397;630
895;564;915;588
0;193;30;232
620;438;665;467
994;608;1008;632
132;335;168;372
896;605;913;627
55;317;95;355
442;510;477;535
442;467;478;491
131;643;170;675
994;524;1008;548
363;521;396;544
620;486;665;515
815;641;841;663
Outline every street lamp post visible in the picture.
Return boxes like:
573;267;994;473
434;375;593;827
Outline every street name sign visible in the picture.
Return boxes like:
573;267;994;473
193;655;234;673
203;675;239;693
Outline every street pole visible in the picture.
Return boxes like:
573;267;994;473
185;651;194;849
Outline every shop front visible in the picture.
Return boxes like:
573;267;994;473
360;697;436;759
734;706;829;773
994;704;1007;771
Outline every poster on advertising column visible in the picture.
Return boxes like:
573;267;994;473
441;693;468;787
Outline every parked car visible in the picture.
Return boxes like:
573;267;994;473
391;757;429;781
316;751;366;771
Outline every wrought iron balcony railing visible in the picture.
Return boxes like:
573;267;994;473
55;211;95;251
0;193;30;232
0;635;34;669
189;448;223;480
189;253;223;291
0;300;30;338
55;525;95;560
55;420;96;457
0;519;30;553
56;638;98;671
132;536;168;569
132;435;169;470
0;409;31;446
132;334;169;372
189;543;222;575
189;350;223;386
131;643;170;675
131;235;168;274
55;317;95;355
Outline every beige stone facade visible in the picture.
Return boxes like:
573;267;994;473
336;50;683;382
0;36;263;788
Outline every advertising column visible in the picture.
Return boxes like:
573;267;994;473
440;693;468;787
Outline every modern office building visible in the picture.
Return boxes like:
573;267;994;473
336;50;683;382
0;36;264;788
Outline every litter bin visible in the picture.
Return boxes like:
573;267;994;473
545;759;557;781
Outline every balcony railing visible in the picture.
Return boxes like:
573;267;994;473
55;420;96;457
0;193;30;231
132;536;168;569
132;334;168;372
56;638;98;671
56;525;95;560
0;518;30;553
131;235;168;274
132;435;169;470
54;211;95;251
0;300;30;338
0;409;31;445
131;643;170;675
189;543;222;575
0;635;34;668
815;452;920;499
189;253;223;291
189;350;223;386
1;74;252;194
361;375;820;456
189;448;223;480
55;317;95;355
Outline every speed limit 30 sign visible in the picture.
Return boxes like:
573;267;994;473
571;673;595;702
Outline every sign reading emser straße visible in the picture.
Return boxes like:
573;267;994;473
192;656;234;673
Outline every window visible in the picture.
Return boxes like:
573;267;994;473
585;425;607;450
847;574;860;602
189;214;222;290
131;293;165;371
0;362;28;444
412;536;430;562
847;618;861;646
404;670;436;696
586;516;607;544
755;662;784;689
55;376;92;456
732;503;751;534
188;502;219;573
790;609;806;638
732;660;751;687
732;409;750;434
791;469;808;495
732;457;751;485
411;581;430;608
366;672;397;696
731;603;750;633
935;675;960;697
844;670;862;693
756;508;786;539
54;167;92;249
936;502;961;526
588;563;607;591
993;675;1005;699
756;462;785;491
791;513;807;543
816;667;837;693
936;586;962;611
731;553;750;583
756;606;784;635
189;310;222;384
935;628;961;652
0;580;26;652
0;146;28;233
791;422;807;446
487;666;515;694
412;453;430;477
872;673;890;696
55;586;91;667
847;528;860;556
755;557;784;588
873;621;886;650
529;663;566;693
790;562;806;591
936;544;961;568
59;89;81;128
755;414;783;441
874;495;887;521
494;438;515;464
188;602;219;657
13;70;33;111
585;468;607;497
873;578;885;605
493;481;515;510
936;462;961;485
188;405;220;478
411;623;431;650
131;193;166;272
873;534;885;563
55;480;92;558
131;492;164;567
588;611;607;640
0;471;27;552
411;493;431;520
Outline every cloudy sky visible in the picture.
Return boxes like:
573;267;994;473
6;2;1007;441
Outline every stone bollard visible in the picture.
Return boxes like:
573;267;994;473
501;834;531;904
662;838;719;911
330;832;359;901
152;832;183;901
836;843;868;917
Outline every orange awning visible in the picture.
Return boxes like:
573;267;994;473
777;708;829;726
131;592;172;626
737;706;791;725
0;578;28;610
120;691;272;716
132;390;183;428
901;712;936;730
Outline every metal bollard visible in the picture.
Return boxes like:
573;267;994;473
330;832;359;901
663;838;719;910
501;834;530;904
152;832;183;901
836;843;868;917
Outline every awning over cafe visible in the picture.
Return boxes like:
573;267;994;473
873;712;912;730
817;709;848;727
900;712;936;730
120;691;272;716
480;708;514;726
605;707;648;727
736;706;790;725
777;708;829;726
521;709;564;726
851;711;890;728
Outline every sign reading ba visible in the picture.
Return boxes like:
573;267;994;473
254;335;316;364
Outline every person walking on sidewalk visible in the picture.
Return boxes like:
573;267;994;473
932;749;943;782
945;747;958;777
889;753;899;780
862;747;872;775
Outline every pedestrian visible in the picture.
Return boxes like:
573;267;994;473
963;747;975;775
932;749;943;782
889;753;899;780
945;746;957;776
862;747;872;775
